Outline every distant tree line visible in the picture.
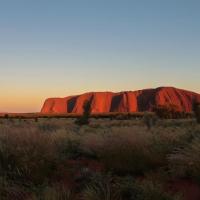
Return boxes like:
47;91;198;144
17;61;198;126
152;102;200;122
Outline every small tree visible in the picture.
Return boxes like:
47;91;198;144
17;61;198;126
143;112;157;130
4;114;9;119
193;101;200;123
34;117;38;122
75;100;91;126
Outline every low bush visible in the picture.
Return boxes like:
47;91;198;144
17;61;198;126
42;185;76;200
0;130;58;185
143;112;157;129
82;173;179;200
193;102;200;123
93;130;165;175
0;117;199;199
4;114;9;119
168;135;200;181
136;180;180;200
57;138;83;160
82;173;120;200
153;104;184;119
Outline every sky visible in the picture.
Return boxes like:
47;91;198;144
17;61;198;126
0;0;200;112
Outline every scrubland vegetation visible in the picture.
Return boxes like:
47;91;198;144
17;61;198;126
0;114;200;199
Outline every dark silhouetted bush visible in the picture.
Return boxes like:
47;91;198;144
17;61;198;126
75;100;91;126
4;114;9;119
143;112;157;130
193;101;200;123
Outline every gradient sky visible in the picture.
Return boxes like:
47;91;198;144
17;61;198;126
1;0;200;112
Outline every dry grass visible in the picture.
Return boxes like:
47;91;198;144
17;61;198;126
0;117;199;199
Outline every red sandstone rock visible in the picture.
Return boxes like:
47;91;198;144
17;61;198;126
41;87;200;114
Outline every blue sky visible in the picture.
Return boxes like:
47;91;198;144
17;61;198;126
0;0;200;112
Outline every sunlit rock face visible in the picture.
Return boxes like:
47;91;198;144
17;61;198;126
41;87;200;114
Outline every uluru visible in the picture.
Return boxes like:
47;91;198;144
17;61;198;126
41;87;200;114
